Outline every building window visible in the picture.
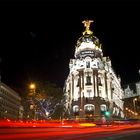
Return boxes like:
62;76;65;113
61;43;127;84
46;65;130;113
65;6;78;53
86;97;89;103
86;76;92;85
86;61;90;68
111;86;114;99
98;77;102;86
73;105;79;116
85;90;93;103
100;104;106;112
97;62;99;66
73;105;79;112
100;104;107;115
73;98;78;101
84;104;94;115
87;90;92;98
77;78;80;87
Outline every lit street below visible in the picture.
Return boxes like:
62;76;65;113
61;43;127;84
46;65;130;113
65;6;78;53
1;124;140;140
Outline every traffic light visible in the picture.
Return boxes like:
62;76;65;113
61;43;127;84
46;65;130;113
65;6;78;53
104;111;110;117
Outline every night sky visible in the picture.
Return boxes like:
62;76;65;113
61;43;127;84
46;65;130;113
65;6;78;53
0;0;140;93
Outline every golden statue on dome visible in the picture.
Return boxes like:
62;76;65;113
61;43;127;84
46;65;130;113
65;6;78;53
82;20;93;35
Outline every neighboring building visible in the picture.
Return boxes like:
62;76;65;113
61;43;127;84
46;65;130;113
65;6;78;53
123;82;140;118
0;81;22;120
64;20;124;120
123;82;140;98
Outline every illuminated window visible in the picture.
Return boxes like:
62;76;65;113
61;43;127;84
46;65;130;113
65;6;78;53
100;104;106;111
100;104;107;115
73;105;79;116
87;90;92;98
73;105;79;112
84;104;94;115
84;104;94;111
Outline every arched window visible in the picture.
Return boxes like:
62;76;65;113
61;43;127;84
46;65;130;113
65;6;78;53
84;104;94;114
100;104;106;112
73;105;79;112
100;104;107;115
73;105;79;116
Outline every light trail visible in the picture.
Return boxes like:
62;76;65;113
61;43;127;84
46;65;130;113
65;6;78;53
1;124;140;140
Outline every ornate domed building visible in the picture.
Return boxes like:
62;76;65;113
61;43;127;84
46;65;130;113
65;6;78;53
64;20;124;120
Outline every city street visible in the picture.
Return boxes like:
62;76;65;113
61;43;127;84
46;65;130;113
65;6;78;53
1;124;140;140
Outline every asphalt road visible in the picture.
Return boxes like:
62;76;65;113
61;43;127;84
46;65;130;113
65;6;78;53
0;125;140;140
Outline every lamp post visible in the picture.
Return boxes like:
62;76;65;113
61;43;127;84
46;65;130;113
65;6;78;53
29;83;36;96
125;107;128;118
28;83;36;120
133;98;137;113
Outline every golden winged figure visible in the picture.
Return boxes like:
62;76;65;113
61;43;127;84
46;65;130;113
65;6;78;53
82;20;94;35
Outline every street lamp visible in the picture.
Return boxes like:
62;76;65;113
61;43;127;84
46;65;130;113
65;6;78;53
28;83;36;120
29;83;36;93
133;98;137;112
135;112;138;116
125;107;128;118
30;83;36;90
28;83;36;96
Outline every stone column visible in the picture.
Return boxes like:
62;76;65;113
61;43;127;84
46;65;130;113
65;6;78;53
104;72;108;99
93;70;96;97
79;71;84;118
96;70;99;97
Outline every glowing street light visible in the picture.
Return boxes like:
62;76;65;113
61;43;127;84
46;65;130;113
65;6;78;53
28;83;36;96
135;112;138;116
46;112;49;116
29;83;36;90
133;98;137;112
27;83;36;120
125;107;128;118
125;107;128;110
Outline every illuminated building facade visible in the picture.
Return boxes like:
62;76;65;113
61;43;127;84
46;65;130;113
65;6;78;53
0;81;22;119
64;20;124;120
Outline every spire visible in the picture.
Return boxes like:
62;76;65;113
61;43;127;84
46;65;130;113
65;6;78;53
82;20;93;35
